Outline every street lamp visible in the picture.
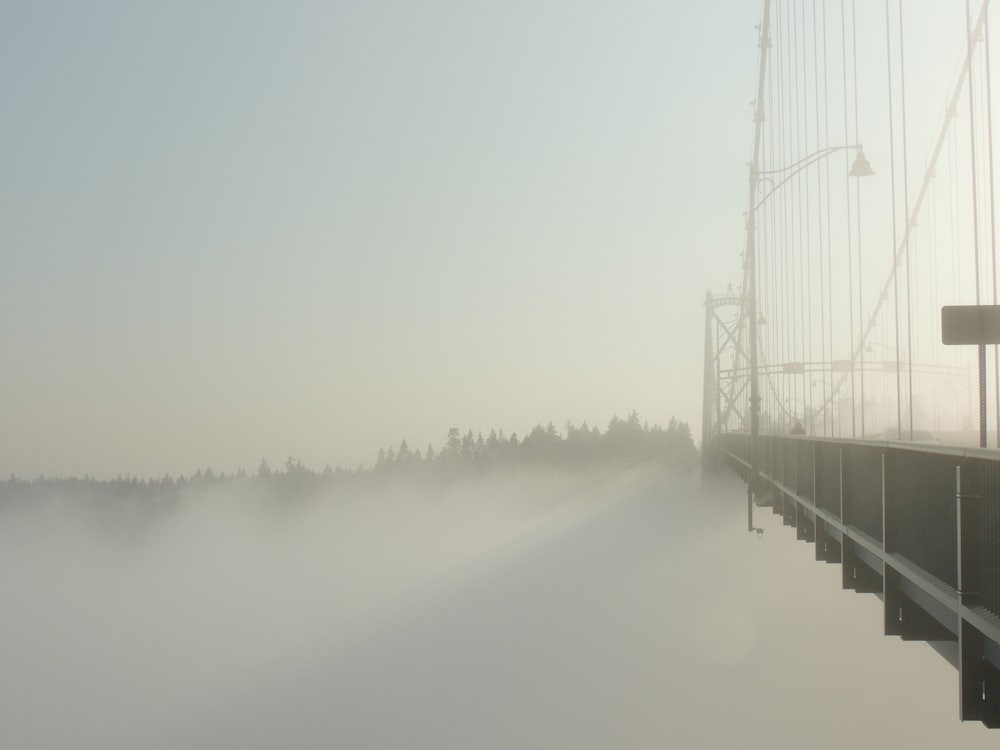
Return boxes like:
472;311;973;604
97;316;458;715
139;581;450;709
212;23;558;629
744;144;874;533
756;145;874;208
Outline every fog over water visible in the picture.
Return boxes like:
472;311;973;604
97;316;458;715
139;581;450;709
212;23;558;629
1;465;993;748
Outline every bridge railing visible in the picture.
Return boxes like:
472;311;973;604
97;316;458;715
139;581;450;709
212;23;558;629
963;456;1000;616
714;431;1000;725
717;433;996;592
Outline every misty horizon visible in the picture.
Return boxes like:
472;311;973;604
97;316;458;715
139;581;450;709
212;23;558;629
0;412;694;483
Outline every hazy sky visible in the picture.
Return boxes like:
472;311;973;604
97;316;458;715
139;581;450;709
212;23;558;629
2;1;976;478
2;1;762;478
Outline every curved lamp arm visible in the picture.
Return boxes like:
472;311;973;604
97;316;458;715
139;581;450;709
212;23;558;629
753;144;873;211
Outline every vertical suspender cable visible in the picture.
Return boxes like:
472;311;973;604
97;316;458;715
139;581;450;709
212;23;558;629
757;28;769;431
822;0;836;435
897;0;915;439
884;0;904;438
841;0;857;437
951;109;965;429
784;0;794;421
767;8;780;428
966;0;987;447
852;0;866;435
983;14;1000;444
801;2;815;432
792;0;801;421
952;113;961;306
766;4;779;431
928;159;939;430
780;0;787;423
778;2;787;424
783;0;792;424
797;2;810;428
813;1;828;435
784;1;793;425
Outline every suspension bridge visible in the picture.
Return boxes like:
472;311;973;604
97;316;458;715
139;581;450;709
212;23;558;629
705;0;1000;727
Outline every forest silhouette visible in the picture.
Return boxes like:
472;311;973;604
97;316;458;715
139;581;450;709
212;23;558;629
0;412;696;513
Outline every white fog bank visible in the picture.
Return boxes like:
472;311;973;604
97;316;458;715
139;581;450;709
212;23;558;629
1;465;994;748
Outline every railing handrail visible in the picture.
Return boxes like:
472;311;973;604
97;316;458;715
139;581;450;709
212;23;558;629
716;431;1000;460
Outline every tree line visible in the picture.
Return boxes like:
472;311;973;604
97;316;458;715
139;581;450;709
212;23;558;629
0;412;696;507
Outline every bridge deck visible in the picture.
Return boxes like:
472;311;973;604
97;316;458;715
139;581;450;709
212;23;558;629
718;432;1000;727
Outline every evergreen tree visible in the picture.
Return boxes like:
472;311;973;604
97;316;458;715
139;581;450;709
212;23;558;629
446;428;461;457
461;430;476;458
257;459;272;479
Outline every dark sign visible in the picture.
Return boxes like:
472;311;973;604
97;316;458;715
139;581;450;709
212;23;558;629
942;305;1000;344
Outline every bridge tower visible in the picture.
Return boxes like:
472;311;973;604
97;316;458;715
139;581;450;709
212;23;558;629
701;290;750;474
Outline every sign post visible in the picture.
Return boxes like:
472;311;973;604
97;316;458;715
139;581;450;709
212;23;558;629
941;305;1000;448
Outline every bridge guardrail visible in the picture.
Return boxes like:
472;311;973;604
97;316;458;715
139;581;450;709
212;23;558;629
714;432;1000;726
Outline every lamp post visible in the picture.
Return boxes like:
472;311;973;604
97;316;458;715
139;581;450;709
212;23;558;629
744;144;874;533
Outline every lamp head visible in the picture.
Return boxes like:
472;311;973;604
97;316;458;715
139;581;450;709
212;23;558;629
849;149;875;177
